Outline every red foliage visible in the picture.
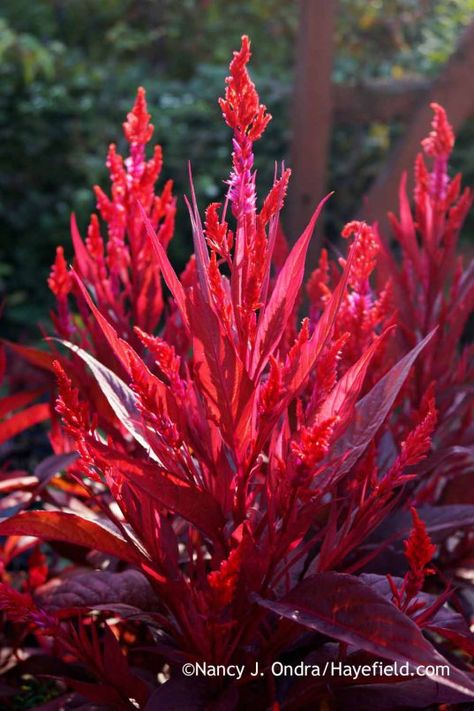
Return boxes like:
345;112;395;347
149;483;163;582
0;37;473;710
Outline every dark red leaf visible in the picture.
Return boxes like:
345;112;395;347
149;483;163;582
2;341;56;373
0;403;50;445
140;202;189;329
255;572;474;697
36;569;157;615
372;505;474;544
34;452;79;483
252;193;331;378
0;389;44;419
320;329;436;484
103;451;226;543
57;340;157;461
0;510;142;564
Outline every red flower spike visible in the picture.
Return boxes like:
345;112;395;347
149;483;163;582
220;36;271;218
0;583;36;623
85;214;105;262
48;246;73;337
123;86;154;146
204;202;232;256
307;248;331;312
287;318;310;365
291;417;338;470
421;103;454;159
134;327;182;390
48;246;72;298
260;168;291;226
218;35;271;141
106;144;127;198
259;356;282;414
400;385;437;467
309;333;350;417
341;221;379;288
207;546;242;608
134;328;172;371
53;361;90;441
403;508;437;602
208;251;233;329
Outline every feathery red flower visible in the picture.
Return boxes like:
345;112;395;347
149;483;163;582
291;417;338;470
421;102;454;159
48;246;72;298
218;35;271;141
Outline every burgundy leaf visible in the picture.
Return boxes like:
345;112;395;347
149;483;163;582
103;451;226;542
372;505;474;544
144;678;213;711
336;677;474;711
2;341;56;373
320;329;436;484
0;389;44;419
36;569;157;615
317;327;393;423
34;452;79;483
0;510;142;564
72;273;131;372
139;202;189;329
57;339;159;462
252;193;331;378
0;403;50;445
255;572;474;697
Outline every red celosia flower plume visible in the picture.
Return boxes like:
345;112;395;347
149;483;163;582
388;508;437;615
48;246;73;337
378;102;473;503
123;86;154;146
219;35;271;141
421;102;455;159
50;86;176;357
404;508;437;583
219;35;271;219
291;416;338;470
48;246;72;299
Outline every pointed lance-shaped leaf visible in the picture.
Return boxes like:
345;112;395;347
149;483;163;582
0;403;50;445
0;510;143;564
72;272;131;373
252;193;332;379
70;213;92;277
320;329;437;486
138;201;190;331
254;572;474;698
317;326;395;424
54;339;160;463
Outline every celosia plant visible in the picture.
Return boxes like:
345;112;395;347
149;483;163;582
0;37;473;710
377;103;473;506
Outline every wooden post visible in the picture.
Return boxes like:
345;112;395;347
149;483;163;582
286;0;336;269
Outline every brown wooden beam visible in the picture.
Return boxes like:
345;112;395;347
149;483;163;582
333;78;431;124
286;0;336;260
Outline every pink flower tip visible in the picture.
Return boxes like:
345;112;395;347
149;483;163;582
421;103;454;158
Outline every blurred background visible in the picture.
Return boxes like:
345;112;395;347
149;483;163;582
0;0;473;339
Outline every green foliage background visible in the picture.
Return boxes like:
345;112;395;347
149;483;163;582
0;0;473;338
